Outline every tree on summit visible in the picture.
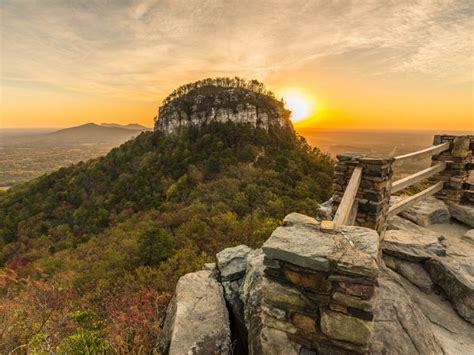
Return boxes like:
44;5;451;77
161;76;277;106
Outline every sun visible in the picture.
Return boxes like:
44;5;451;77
279;90;316;123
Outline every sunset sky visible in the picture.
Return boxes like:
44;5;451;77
1;0;473;130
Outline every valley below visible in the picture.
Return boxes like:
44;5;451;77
0;124;150;188
2;127;471;189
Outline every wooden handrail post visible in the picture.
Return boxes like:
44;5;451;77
333;167;362;226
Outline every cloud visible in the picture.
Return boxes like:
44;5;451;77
1;0;472;100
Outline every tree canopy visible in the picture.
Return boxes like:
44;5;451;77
161;77;277;107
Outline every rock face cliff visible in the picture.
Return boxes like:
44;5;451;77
154;84;293;134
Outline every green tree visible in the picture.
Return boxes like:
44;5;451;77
137;225;175;266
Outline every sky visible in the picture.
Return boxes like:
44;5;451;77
0;0;473;130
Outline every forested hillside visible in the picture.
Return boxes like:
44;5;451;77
0;119;333;352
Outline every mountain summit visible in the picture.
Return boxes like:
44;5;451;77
154;77;293;134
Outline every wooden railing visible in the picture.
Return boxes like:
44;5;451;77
392;142;449;166
387;143;449;217
333;141;450;227
390;162;446;194
333;167;362;226
387;182;444;218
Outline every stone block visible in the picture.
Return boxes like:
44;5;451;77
451;136;470;158
304;291;331;306
261;277;308;310
320;310;373;345
260;327;300;355
291;312;317;333
262;303;286;320
332;292;373;311
337;282;374;299
283;268;332;292
346;307;374;321
262;313;297;334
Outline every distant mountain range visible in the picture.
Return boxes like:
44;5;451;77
47;123;151;142
100;123;149;130
2;122;151;146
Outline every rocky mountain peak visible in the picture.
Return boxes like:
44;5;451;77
154;77;294;134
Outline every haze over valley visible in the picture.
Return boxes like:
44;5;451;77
0;123;150;188
2;124;471;190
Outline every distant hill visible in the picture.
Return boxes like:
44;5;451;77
47;123;147;143
0;123;152;187
101;123;150;130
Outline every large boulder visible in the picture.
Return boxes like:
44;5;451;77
216;244;252;281
425;257;474;324
369;266;444;354
447;203;474;228
398;196;450;227
384;256;433;294
387;215;439;236
382;229;445;262
159;270;232;354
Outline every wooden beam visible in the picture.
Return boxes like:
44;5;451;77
393;142;449;166
388;181;444;218
391;162;446;193
333;167;362;226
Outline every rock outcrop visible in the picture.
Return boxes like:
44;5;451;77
369;266;444;354
384;256;433;294
154;86;293;134
425;257;474;324
382;229;446;262
447;202;474;227
387;215;440;236
161;210;474;354
398;196;450;227
159;270;232;354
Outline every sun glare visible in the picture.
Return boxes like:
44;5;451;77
280;90;315;123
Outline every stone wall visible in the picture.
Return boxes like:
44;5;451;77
256;213;379;353
430;135;473;204
332;154;393;234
